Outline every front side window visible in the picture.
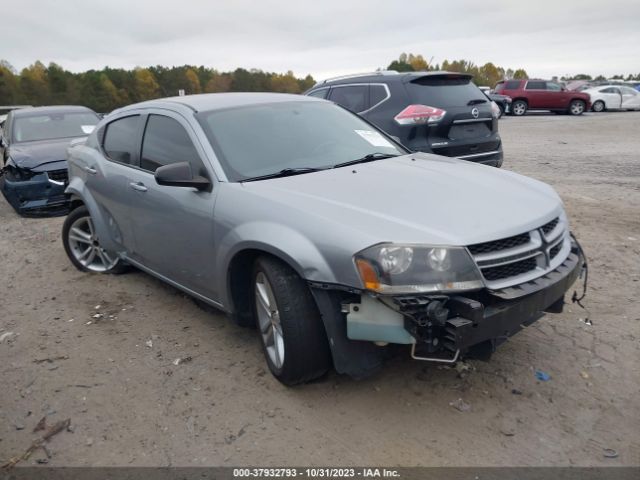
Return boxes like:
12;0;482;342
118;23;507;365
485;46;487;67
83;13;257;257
12;112;99;143
103;115;140;165
546;82;562;91
525;81;546;90
328;85;368;113
140;115;205;175
197;101;406;182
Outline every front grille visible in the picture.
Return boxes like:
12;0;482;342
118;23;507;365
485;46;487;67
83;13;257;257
481;257;538;281
541;217;559;236
468;233;530;255
549;242;562;259
47;169;68;183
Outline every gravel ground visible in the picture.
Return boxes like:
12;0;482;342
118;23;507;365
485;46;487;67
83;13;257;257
1;111;639;467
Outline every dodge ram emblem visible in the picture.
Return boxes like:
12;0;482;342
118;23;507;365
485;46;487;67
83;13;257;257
471;107;479;118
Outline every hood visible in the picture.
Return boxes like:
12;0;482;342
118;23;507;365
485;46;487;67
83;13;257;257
7;137;82;171
242;154;564;246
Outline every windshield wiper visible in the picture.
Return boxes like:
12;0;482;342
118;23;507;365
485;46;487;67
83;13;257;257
241;167;326;182
332;153;399;169
467;98;488;105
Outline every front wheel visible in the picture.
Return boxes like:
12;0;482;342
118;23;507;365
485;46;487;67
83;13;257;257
511;100;528;116
253;256;331;385
62;206;127;273
569;100;586;115
592;100;605;112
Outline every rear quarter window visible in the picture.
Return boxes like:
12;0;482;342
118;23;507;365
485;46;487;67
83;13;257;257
504;80;521;90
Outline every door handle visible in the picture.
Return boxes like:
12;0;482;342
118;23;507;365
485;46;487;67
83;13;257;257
83;165;97;175
129;182;148;192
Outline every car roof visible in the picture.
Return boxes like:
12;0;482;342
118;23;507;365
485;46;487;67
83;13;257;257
122;92;324;114
312;70;473;88
11;105;96;118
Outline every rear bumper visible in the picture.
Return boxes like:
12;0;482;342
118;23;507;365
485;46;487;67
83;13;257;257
457;148;503;167
0;171;69;216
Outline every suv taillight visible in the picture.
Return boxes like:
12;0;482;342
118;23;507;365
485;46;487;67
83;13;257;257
394;104;447;125
491;101;501;119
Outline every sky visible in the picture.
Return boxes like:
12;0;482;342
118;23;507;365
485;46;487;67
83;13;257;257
4;0;640;80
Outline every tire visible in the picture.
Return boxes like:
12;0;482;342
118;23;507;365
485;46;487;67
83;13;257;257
569;99;586;116
62;206;127;274
253;256;331;385
512;100;528;116
592;100;605;112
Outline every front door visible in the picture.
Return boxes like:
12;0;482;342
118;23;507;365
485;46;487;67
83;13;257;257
125;112;218;299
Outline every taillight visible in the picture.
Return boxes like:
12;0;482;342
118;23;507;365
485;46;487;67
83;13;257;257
394;104;447;125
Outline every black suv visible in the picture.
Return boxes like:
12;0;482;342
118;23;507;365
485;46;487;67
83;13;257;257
305;71;503;167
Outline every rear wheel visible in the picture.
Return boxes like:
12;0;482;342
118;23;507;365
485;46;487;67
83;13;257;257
253;256;331;385
62;206;127;273
569;99;586;115
592;100;605;112
512;100;528;116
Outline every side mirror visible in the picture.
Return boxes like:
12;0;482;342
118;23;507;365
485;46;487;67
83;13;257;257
154;162;211;191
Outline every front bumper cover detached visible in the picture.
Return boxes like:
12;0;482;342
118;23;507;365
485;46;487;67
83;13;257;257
0;168;69;216
312;239;585;378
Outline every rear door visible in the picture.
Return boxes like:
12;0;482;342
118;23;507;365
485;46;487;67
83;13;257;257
524;80;547;109
124;111;218;298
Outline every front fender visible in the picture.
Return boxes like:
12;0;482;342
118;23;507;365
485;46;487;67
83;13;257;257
217;221;338;308
65;177;118;252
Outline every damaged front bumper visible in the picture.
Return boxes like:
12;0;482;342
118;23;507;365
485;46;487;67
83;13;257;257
0;166;69;216
342;239;585;364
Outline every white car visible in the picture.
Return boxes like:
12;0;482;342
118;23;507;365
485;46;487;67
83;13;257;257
584;85;640;112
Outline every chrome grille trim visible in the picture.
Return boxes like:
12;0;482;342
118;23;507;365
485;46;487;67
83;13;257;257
467;215;571;290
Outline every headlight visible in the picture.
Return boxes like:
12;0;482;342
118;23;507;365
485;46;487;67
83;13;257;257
354;243;484;294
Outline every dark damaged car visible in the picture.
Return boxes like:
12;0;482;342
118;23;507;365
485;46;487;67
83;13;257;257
0;106;100;216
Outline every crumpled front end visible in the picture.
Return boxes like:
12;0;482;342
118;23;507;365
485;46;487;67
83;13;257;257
0;164;70;216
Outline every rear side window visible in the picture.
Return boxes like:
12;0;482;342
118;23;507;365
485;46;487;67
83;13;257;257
600;87;619;94
525;81;546;90
405;76;486;108
103;115;140;164
329;85;368;113
140;115;206;176
307;89;329;99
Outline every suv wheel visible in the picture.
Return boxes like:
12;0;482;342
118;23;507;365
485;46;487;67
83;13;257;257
569;100;586;115
592;100;605;112
62;206;126;273
253;256;331;385
512;100;528;116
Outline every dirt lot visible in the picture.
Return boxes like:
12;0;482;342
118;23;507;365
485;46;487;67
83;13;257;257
1;112;639;467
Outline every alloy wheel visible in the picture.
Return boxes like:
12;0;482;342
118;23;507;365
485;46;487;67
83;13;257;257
67;215;119;272
570;101;585;115
255;272;285;369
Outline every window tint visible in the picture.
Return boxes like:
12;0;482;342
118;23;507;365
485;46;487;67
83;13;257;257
329;85;368;113
307;89;329;99
504;80;521;90
525;81;546;90
369;85;388;107
546;82;562;91
141;115;205;175
405;76;486;107
103;115;140;164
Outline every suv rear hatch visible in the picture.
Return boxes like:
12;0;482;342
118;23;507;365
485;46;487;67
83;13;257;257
402;73;500;158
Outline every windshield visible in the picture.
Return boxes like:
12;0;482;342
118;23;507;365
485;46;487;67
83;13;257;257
197;101;406;182
12;112;99;143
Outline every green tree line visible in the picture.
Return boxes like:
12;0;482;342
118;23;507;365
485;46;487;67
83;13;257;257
385;53;640;87
0;60;315;112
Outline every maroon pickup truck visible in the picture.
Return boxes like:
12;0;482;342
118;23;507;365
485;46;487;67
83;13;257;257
495;79;591;116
